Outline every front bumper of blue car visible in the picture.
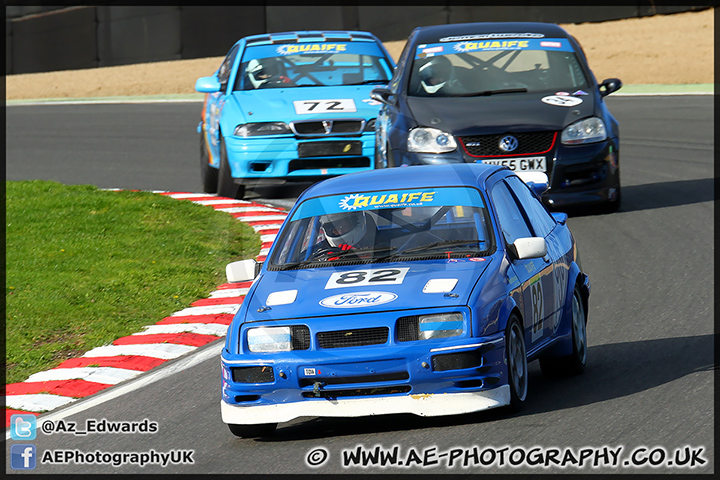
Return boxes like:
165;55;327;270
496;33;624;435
220;328;511;425
224;132;376;186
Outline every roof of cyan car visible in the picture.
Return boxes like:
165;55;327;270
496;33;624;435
301;163;506;199
411;22;570;45
244;30;380;46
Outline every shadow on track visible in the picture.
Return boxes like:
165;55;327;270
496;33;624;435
246;333;713;442
562;178;714;218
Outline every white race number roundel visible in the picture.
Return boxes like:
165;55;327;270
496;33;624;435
541;95;583;107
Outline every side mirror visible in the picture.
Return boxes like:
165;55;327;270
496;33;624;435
551;212;568;225
510;237;547;260
515;171;549;196
195;76;221;93
599;78;622;97
226;259;261;283
370;87;395;106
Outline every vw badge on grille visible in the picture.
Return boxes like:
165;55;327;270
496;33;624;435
498;135;519;152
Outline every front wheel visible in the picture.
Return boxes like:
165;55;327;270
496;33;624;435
228;423;277;438
217;138;245;199
505;315;528;409
199;133;218;194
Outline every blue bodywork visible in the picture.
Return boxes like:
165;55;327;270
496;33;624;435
220;163;590;429
196;30;396;198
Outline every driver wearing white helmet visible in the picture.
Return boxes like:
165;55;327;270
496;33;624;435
246;58;291;89
417;55;453;95
321;212;368;248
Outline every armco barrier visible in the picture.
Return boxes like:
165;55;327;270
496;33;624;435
5;5;711;75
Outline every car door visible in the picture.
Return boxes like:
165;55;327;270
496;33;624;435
504;175;568;339
489;177;556;349
204;44;239;167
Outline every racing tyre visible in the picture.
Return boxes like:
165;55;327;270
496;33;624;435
505;315;528;410
218;138;245;199
540;284;587;378
374;140;386;169
386;143;397;168
228;423;277;438
603;185;622;213
200;134;218;194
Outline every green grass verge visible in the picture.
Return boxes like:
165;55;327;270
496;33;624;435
5;180;262;385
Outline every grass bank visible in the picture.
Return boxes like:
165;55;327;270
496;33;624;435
5;180;260;385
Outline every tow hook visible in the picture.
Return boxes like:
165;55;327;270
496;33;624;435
312;381;325;397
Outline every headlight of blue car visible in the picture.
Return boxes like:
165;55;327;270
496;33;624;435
247;326;292;352
418;313;463;339
408;127;457;153
234;122;291;137
561;117;607;145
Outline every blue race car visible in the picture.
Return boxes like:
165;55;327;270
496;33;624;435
195;30;396;199
220;164;590;438
371;22;622;212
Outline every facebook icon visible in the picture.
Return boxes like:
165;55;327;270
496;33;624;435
11;444;37;470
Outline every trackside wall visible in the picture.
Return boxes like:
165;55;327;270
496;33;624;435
5;5;709;75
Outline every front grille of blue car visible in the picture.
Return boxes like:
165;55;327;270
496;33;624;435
298;371;409;388
232;366;275;383
291;325;311;350
317;327;389;349
291;119;365;136
432;350;484;372
460;131;557;157
289;157;370;172
301;386;411;399
297;140;363;158
396;316;420;342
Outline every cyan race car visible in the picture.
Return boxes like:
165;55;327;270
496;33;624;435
371;22;622;212
220;164;590;438
195;30;396;199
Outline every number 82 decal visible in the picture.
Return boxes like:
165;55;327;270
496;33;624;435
325;268;409;289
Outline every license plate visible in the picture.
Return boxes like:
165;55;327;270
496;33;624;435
479;156;546;172
298;141;362;158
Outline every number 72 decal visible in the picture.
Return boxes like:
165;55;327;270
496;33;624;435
325;268;410;289
293;99;357;115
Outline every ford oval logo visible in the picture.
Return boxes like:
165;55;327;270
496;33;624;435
498;135;519;152
320;291;398;309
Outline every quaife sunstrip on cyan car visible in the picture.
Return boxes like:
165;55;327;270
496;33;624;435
220;164;590;437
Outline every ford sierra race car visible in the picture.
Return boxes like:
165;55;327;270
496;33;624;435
195;30;396;199
371;22;622;211
220;163;590;438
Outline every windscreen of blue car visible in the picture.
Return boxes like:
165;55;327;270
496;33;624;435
235;41;393;90
408;37;589;97
268;186;495;269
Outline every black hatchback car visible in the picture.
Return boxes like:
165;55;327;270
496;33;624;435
371;22;622;211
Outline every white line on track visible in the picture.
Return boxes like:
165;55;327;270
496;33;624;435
5;342;224;440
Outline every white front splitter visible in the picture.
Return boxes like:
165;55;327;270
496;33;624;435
221;386;511;425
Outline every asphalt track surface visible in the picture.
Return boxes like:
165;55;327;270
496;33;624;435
5;95;715;474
